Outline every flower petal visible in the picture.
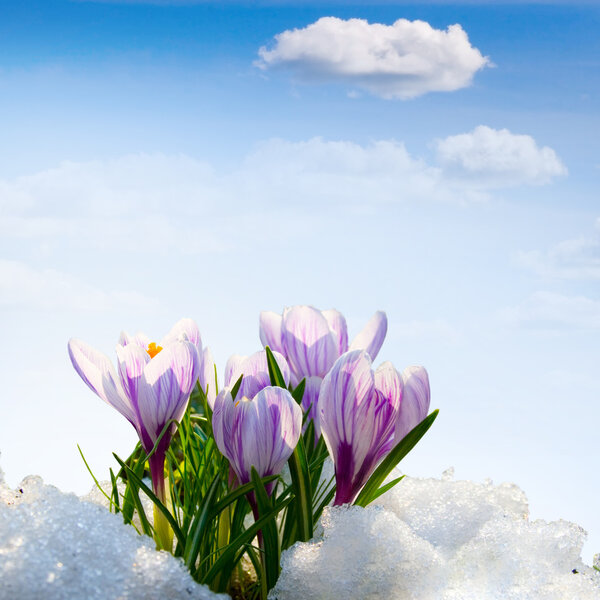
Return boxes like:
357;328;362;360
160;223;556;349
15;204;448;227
136;340;200;446
68;338;136;425
374;361;403;410
394;366;430;443
115;343;151;406
259;311;284;354
349;310;388;360
118;331;150;348
161;318;202;354
322;309;349;356
224;354;247;388
282;305;338;379
200;346;217;409
301;375;323;438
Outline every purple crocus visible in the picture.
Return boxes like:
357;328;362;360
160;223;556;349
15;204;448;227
319;350;403;505
68;318;201;548
259;306;387;430
212;385;302;494
223;349;291;408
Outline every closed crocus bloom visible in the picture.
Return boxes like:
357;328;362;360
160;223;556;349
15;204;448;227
212;386;302;494
319;350;402;506
259;306;387;431
68;318;201;549
394;366;430;444
223;349;291;404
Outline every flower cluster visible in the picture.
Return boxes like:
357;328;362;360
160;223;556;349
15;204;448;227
69;305;436;596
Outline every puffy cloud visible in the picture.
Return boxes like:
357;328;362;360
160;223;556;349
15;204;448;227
0;259;160;312
499;291;600;330
516;220;600;280
435;125;567;186
256;17;490;99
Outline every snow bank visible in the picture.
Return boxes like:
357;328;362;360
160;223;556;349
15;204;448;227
0;472;227;600
270;468;600;600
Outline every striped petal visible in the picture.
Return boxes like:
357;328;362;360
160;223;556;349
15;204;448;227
394;366;430;444
225;354;247;388
200;346;217;409
259;311;284;354
136;340;200;447
68;338;136;425
282;305;337;379
319;350;401;505
161;318;202;354
322;309;349;356
349;310;388;360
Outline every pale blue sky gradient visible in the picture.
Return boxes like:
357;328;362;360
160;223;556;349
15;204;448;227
1;0;598;560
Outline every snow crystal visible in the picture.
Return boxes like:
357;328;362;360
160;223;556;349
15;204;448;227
270;470;600;600
0;473;227;600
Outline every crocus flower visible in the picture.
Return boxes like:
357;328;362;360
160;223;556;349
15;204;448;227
212;385;302;495
223;349;291;405
319;350;403;505
259;306;387;430
68;318;201;549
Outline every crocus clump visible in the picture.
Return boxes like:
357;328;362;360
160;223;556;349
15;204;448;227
259;306;387;430
319;350;430;505
68;318;202;548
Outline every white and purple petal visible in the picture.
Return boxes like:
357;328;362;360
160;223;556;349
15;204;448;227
199;346;218;409
394;366;430;444
136;340;200;447
68;338;136;425
161;318;202;355
349;310;388;361
282;305;337;380
321;309;349;357
259;311;284;354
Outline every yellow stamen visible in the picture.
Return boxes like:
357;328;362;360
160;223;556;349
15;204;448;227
147;342;163;358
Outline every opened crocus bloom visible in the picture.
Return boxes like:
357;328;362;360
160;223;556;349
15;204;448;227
259;306;387;431
212;385;302;494
319;350;402;505
68;318;201;549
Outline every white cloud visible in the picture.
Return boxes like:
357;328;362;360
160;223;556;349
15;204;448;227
516;220;600;280
499;291;600;330
0;130;566;256
435;125;568;186
256;17;490;99
0;259;160;312
392;319;461;345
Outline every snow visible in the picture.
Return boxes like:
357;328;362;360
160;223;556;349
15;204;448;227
1;460;598;600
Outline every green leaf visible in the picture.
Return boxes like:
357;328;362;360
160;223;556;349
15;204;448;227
113;453;185;548
251;467;280;591
230;374;244;401
354;409;439;508
201;493;292;587
265;346;286;388
183;475;221;571
369;476;405;502
291;378;306;405
209;476;278;519
286;436;313;544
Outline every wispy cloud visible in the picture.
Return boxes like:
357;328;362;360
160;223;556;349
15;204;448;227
516;219;600;280
0;129;566;256
256;17;490;99
435;125;567;187
0;259;160;312
499;291;600;330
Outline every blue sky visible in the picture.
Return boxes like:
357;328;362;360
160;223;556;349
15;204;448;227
1;0;599;560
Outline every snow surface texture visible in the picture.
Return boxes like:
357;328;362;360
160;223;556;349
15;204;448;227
0;472;227;600
270;467;600;600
